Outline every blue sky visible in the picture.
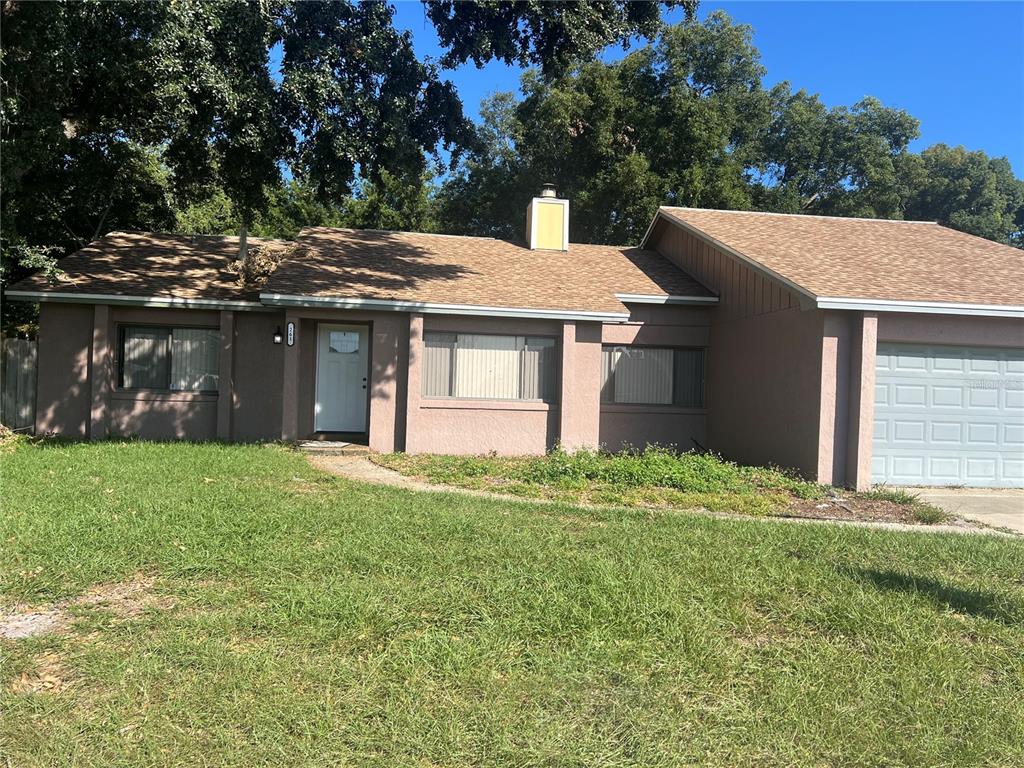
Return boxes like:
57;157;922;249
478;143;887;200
391;0;1024;176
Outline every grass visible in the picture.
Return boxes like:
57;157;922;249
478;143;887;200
373;447;949;523
2;439;1022;766
861;486;950;525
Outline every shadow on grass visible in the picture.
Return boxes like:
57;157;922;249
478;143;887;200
848;567;1022;625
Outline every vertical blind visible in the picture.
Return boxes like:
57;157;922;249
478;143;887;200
121;326;219;392
423;332;555;401
170;328;220;391
601;346;704;408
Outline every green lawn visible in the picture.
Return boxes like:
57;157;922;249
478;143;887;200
2;440;1023;767
373;447;949;523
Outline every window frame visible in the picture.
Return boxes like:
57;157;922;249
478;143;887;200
117;323;221;394
422;331;558;403
600;344;706;410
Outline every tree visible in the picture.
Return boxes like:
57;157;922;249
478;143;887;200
342;170;440;233
1;0;174;323
900;144;1024;246
157;0;470;258
1;0;473;329
751;91;921;219
437;12;770;244
426;0;697;76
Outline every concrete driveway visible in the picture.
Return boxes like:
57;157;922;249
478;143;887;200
905;488;1024;534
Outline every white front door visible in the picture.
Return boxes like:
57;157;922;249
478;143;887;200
315;324;369;432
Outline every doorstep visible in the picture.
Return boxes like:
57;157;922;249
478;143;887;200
297;440;371;457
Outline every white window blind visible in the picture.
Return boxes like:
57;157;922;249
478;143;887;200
121;326;219;392
170;329;220;391
423;332;555;401
601;346;704;408
123;328;170;389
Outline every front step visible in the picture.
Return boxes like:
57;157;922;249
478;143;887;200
298;440;371;457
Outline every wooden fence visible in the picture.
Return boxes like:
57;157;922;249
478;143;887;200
1;336;37;431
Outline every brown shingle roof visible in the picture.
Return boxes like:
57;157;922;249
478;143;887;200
262;227;712;315
657;207;1024;307
7;228;712;317
6;231;283;303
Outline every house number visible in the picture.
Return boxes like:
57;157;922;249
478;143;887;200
286;321;295;346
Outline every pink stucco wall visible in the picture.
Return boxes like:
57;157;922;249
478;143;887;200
877;313;1024;347
404;313;562;455
652;222;828;479
598;304;711;452
231;311;285;441
35;303;93;438
282;308;406;451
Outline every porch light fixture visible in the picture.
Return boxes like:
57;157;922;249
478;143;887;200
272;326;283;345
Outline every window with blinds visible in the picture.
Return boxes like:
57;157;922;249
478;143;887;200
423;332;556;401
120;326;220;392
601;346;704;408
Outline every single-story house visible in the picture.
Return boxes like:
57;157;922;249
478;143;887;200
7;188;1024;489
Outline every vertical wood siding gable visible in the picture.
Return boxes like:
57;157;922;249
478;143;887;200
655;222;800;319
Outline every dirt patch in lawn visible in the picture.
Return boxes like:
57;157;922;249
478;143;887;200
0;574;172;642
9;651;75;695
785;496;946;525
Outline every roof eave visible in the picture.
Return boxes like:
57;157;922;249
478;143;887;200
4;290;267;311
258;293;632;323
816;297;1024;319
615;293;718;306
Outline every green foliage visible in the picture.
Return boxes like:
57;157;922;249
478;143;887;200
426;0;697;76
342;169;440;233
1;0;472;328
754;92;922;219
901;144;1024;246
376;445;830;514
437;12;1023;247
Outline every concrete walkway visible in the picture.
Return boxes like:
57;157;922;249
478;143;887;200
306;455;1016;537
905;487;1024;534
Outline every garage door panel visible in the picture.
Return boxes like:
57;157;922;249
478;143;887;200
931;386;963;407
874;383;890;406
893;420;925;442
928;457;961;482
894;384;927;406
930;422;962;443
968;388;999;409
873;343;1024;488
1005;423;1024;444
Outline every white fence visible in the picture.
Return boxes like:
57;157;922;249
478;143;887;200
1;336;37;431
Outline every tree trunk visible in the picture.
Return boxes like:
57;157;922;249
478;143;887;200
238;219;249;263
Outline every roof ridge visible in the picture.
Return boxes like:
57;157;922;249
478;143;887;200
661;207;939;225
297;226;650;252
298;226;499;242
100;229;288;244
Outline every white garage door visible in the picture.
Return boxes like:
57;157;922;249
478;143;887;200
873;343;1024;488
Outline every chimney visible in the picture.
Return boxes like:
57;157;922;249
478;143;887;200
525;183;569;251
